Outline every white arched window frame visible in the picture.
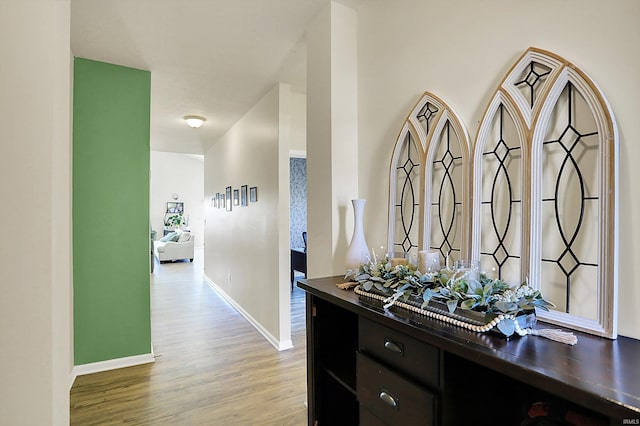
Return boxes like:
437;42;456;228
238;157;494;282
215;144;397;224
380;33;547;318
421;101;472;261
473;48;618;338
387;123;423;257
472;92;529;285
388;92;471;263
529;64;618;338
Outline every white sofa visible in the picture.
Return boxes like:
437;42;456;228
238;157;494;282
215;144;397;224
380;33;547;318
154;231;195;263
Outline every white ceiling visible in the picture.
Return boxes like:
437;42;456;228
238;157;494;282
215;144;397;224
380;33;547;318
70;0;330;155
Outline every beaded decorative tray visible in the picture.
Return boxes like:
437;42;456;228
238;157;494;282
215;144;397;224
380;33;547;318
354;284;537;337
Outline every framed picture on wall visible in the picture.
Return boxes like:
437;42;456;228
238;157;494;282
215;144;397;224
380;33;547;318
233;188;240;206
250;186;258;202
213;194;218;208
225;186;232;211
166;201;184;214
219;192;225;209
241;185;248;206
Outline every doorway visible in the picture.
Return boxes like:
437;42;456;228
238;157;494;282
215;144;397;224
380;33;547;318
290;155;307;287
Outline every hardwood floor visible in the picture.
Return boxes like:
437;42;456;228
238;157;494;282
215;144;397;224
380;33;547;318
70;249;308;425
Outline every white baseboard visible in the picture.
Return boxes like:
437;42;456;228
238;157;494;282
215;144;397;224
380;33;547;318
204;275;293;351
70;351;155;388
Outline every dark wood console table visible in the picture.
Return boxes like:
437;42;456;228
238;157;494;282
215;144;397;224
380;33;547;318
298;276;640;425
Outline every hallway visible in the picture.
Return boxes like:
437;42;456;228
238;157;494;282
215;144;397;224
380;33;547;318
70;248;308;425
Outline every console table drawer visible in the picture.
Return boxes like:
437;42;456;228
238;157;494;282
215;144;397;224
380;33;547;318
359;316;440;389
357;352;436;426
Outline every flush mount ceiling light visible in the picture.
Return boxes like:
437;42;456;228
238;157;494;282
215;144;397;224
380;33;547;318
184;115;206;128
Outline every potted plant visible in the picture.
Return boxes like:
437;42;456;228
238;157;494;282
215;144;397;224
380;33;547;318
164;214;183;231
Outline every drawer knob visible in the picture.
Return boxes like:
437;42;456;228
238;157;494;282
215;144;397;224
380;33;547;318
384;339;403;354
379;390;398;408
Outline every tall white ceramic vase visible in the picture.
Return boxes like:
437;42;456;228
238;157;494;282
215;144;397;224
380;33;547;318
345;199;369;271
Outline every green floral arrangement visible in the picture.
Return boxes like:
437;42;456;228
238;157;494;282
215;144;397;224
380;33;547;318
345;255;553;324
164;214;183;228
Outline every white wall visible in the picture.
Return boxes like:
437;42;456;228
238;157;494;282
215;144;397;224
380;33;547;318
306;2;360;278
355;0;640;339
0;1;72;424
203;84;292;349
289;90;307;154
150;152;204;246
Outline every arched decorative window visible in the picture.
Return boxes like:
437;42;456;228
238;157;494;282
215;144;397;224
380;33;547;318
423;101;471;261
388;126;422;257
530;58;618;338
388;93;471;261
473;48;618;338
472;94;527;285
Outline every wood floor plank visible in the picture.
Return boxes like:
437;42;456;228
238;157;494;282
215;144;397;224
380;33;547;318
70;253;307;425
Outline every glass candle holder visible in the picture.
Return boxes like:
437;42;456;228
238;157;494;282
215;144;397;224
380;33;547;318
405;252;418;267
454;259;481;282
388;251;409;268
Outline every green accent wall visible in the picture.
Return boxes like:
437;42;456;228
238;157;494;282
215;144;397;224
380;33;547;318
73;58;151;365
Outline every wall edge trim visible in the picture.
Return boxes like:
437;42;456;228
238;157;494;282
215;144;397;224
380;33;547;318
204;275;293;351
70;351;155;387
